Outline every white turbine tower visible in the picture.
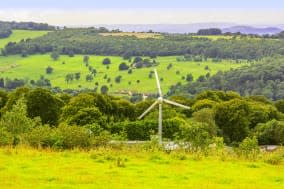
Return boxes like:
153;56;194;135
138;69;190;144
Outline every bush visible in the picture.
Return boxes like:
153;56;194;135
0;127;13;146
53;124;91;149
254;120;284;145
177;122;212;152
237;136;260;159
24;125;54;148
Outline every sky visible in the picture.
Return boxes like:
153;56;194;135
1;0;284;25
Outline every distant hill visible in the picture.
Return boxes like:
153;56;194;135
94;24;283;35
222;26;282;35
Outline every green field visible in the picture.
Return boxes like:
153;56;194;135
0;147;283;189
0;54;245;93
0;30;49;49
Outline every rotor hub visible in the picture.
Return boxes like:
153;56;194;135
158;97;163;104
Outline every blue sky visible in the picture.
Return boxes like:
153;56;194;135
2;0;284;9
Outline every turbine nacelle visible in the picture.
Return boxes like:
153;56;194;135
138;68;191;144
157;96;163;104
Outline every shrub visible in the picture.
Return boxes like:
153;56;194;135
254;120;284;145
177;122;212;152
237;136;260;159
54;124;91;149
24;125;54;148
0;127;13;146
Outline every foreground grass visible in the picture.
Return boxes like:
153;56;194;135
0;54;245;93
0;146;283;189
0;30;49;49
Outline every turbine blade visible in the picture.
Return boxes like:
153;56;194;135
154;69;162;97
138;100;159;119
163;99;190;109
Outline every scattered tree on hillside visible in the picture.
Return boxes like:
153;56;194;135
46;66;53;74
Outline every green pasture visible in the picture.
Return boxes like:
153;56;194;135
0;30;49;49
0;54;245;93
0;147;283;189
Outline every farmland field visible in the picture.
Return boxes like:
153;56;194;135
0;147;283;189
0;30;50;49
0;54;246;93
99;32;162;39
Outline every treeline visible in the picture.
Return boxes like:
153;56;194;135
169;57;284;100
2;28;284;60
0;88;283;149
0;28;12;39
0;21;55;31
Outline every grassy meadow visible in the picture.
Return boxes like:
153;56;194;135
0;54;245;93
0;30;49;49
0;146;283;189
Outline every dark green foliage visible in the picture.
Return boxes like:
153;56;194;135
170;59;284;100
67;107;106;126
102;58;111;65
0;28;12;39
101;85;109;94
197;28;222;35
51;51;59;61
119;62;129;71
177;122;212;152
186;74;193;82
26;88;64;125
275;100;284;113
110;117;184;140
254;120;284;145
6;28;284;61
45;66;53;74
215;99;251;143
115;75;122;83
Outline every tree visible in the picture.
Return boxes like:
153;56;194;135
86;74;93;82
46;66;53;74
51;51;59;61
119;62;129;71
75;72;81;80
100;85;109;94
26;88;64;125
254;120;284;145
197;28;222;35
186;74;194;82
0;98;36;145
102;58;111;65
65;73;74;83
275;100;284;113
215;99;250;143
115;76;122;83
133;56;143;63
83;55;89;64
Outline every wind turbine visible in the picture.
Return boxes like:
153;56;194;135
138;69;190;144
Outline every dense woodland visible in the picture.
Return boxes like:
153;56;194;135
0;88;283;149
2;28;284;60
169;57;284;100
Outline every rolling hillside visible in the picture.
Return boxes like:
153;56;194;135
0;30;50;49
0;54;245;93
